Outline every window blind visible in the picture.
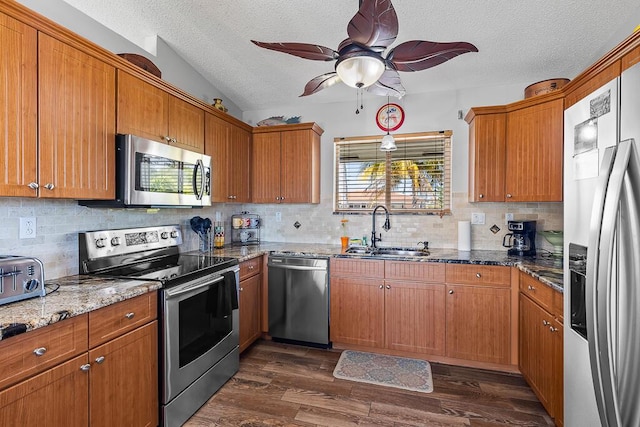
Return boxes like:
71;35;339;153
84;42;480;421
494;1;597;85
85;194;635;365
334;131;451;214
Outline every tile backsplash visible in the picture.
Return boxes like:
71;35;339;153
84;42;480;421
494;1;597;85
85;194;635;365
1;194;562;280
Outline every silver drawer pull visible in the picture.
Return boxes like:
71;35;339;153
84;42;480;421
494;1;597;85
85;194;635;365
124;312;135;319
449;289;454;294
527;285;536;291
80;364;91;372
379;285;384;289
33;347;47;357
95;356;105;364
476;273;482;278
248;265;255;270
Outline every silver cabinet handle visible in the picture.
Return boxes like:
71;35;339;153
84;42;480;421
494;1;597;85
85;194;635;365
476;273;481;278
527;285;536;291
163;136;171;142
28;182;39;190
379;285;384;289
171;138;177;144
44;183;55;190
506;193;512;198
248;265;255;270
542;320;549;326
479;193;484;198
95;356;105;364
385;285;391;289
124;312;135;319
549;326;558;333
80;364;91;372
240;287;244;292
33;347;47;356
448;289;454;294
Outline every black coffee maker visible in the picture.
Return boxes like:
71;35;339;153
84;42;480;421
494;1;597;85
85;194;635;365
502;220;536;256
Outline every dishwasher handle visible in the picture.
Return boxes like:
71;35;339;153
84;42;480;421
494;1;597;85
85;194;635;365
267;263;326;271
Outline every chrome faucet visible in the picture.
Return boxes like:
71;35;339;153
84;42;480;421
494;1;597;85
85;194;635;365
371;205;391;248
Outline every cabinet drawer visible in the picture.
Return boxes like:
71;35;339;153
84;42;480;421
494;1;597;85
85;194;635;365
384;261;445;282
89;292;157;348
240;256;262;281
519;272;554;313
331;258;384;278
0;314;88;390
445;264;511;286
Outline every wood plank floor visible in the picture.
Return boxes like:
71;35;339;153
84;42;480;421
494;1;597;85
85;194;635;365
185;340;555;426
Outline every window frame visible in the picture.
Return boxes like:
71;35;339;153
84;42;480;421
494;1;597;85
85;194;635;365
334;130;452;215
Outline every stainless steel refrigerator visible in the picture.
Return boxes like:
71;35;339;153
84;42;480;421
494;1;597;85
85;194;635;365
564;62;640;426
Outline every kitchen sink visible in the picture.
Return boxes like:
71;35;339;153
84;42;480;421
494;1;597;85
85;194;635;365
345;246;430;257
374;248;430;257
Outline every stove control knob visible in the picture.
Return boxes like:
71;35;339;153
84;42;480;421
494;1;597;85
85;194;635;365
111;237;121;246
23;278;40;292
170;230;179;238
160;232;169;239
96;238;107;248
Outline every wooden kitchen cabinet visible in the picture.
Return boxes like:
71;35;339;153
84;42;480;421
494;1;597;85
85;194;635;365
505;97;563;202
0;12;37;198
519;272;563;426
466;108;507;202
239;256;263;352
445;264;512;365
465;93;563;202
38;33;116;199
88;321;158;427
205;113;251;202
251;123;323;204
0;354;89;426
117;70;205;153
0;293;158;427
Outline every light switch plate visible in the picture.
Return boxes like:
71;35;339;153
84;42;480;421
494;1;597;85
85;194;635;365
471;213;485;225
19;217;36;239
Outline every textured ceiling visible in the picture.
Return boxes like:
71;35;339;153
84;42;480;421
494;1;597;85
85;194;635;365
61;0;640;112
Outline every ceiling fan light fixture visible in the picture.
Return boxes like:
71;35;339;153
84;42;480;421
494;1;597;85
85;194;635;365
335;54;385;89
380;133;397;151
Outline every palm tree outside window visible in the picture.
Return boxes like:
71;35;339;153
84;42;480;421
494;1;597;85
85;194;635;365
334;131;451;214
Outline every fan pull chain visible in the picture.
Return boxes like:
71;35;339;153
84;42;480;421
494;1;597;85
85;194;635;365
355;88;364;115
355;89;360;114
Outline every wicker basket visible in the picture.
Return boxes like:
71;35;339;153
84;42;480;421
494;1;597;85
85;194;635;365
524;78;569;98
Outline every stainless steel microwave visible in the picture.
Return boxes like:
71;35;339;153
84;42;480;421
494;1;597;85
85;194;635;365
79;134;211;208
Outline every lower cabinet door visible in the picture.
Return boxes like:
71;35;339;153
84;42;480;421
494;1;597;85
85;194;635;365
330;276;385;348
240;273;262;352
0;354;89;426
446;284;511;364
88;321;158;427
384;281;446;355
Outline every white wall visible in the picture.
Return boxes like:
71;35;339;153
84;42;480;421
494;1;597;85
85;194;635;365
240;87;563;253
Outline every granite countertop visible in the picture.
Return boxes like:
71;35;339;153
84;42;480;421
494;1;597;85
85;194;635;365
190;242;564;292
0;276;161;341
1;242;563;340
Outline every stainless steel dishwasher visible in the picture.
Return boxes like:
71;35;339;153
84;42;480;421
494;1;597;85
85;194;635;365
267;255;330;346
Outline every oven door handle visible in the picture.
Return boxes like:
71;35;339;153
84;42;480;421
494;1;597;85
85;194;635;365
165;275;225;298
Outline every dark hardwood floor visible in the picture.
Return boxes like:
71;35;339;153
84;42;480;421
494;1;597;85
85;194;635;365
185;340;554;426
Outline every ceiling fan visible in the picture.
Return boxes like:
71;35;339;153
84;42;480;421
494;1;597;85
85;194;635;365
251;0;478;98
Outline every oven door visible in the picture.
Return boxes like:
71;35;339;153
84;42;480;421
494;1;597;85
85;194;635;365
161;268;239;403
121;134;211;207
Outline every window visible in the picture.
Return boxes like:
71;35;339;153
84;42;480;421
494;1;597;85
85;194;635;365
334;131;451;214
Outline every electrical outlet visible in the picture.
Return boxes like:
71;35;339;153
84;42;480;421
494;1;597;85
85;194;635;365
505;213;514;223
471;212;485;225
275;212;282;222
19;217;36;239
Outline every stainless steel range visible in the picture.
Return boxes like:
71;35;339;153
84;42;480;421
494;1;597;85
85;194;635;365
79;225;239;427
0;255;45;306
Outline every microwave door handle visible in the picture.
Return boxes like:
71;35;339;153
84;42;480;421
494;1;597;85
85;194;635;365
193;159;204;200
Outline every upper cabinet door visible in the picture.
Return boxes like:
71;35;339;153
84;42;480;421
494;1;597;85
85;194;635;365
505;98;563;202
117;70;169;143
38;33;116;199
167;95;205;153
0;12;37;197
280;129;320;203
228;124;251;203
251;132;281;203
467;111;506;202
205;113;231;202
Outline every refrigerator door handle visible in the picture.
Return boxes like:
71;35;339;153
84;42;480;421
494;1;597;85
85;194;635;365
587;139;637;427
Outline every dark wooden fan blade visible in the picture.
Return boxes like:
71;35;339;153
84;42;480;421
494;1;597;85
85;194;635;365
387;40;478;72
300;72;341;97
251;41;338;61
366;69;405;98
347;0;398;49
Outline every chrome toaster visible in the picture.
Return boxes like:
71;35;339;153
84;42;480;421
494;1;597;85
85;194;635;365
0;255;45;306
